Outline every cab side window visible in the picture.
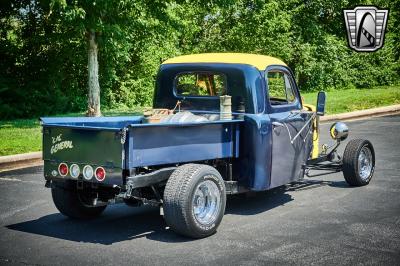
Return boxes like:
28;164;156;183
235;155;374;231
267;71;296;105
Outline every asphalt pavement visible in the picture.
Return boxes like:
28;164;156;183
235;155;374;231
0;115;399;265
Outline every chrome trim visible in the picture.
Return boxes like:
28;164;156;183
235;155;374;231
330;122;349;141
192;178;221;226
359;146;373;181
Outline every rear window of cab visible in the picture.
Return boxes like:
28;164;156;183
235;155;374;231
175;72;227;97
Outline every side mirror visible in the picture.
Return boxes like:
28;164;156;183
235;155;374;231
316;91;326;116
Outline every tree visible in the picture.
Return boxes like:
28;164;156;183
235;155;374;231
48;0;183;116
1;0;399;119
49;0;145;116
86;29;100;116
48;0;124;116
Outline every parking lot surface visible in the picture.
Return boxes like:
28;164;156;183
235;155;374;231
0;115;399;265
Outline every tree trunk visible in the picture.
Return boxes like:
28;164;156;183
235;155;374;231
86;30;101;117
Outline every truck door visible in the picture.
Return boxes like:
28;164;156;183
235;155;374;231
266;67;313;188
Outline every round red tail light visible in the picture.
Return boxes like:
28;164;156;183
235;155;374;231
58;163;68;176
95;167;106;181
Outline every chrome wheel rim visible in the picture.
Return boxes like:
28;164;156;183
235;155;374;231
192;179;221;225
358;146;373;181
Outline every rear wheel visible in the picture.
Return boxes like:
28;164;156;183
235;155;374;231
163;164;226;238
51;181;107;219
342;139;375;186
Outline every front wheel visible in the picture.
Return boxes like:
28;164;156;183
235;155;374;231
163;164;226;238
342;139;375;186
51;181;107;219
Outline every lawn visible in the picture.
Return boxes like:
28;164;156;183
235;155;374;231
302;85;400;114
0;86;399;156
0;119;42;156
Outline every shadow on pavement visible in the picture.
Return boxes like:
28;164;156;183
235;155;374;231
226;186;292;215
288;179;351;191
6;179;348;244
6;205;187;245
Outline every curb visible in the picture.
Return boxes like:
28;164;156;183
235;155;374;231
1;104;399;172
0;152;43;173
320;104;400;122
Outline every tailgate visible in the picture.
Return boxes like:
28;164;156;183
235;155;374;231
42;125;125;185
42;126;124;166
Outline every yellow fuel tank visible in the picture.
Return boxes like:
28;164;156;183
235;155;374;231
303;104;319;159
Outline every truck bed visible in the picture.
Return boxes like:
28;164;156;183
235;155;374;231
126;119;241;168
41;116;241;179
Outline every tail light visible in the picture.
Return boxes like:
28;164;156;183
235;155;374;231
83;165;94;180
95;167;106;181
70;164;80;178
58;163;68;176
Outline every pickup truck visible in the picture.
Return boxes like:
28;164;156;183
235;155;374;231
41;53;375;238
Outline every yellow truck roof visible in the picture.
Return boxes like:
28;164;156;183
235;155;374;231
162;53;287;70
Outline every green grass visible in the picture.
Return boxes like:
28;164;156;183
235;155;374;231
1;85;399;156
302;85;400;115
0;119;42;156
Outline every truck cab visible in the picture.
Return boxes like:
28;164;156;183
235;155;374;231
155;53;314;190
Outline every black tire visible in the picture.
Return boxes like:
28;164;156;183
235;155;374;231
163;164;226;238
343;139;375;186
51;182;107;219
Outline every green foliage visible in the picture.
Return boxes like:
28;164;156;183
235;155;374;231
0;0;399;119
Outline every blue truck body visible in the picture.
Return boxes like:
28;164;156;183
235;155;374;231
41;63;313;191
40;54;376;239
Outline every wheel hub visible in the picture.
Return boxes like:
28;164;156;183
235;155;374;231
358;146;373;181
192;179;221;226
